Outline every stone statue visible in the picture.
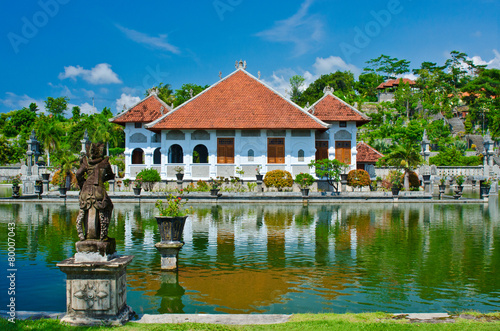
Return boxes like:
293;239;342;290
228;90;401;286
75;142;115;242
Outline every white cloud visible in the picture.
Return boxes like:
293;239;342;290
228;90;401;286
121;86;139;95
59;63;122;85
312;56;361;76
469;49;500;69
115;93;141;113
0;92;46;112
116;24;180;54
255;0;324;56
262;55;361;98
69;102;97;116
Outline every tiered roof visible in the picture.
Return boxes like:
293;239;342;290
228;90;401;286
147;69;328;131
307;89;370;126
111;93;172;125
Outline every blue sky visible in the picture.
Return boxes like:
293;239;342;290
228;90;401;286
1;0;499;115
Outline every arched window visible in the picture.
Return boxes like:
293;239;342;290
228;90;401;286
248;149;255;162
131;148;144;164
168;144;183;163
193;144;208;163
153;148;161;164
298;149;305;162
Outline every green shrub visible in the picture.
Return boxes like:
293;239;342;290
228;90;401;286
263;170;293;191
408;171;420;189
347;169;371;189
109;147;125;156
294;173;315;189
136;168;161;191
430;147;483;166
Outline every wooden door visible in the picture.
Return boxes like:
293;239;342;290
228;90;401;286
335;141;351;164
315;141;328;161
268;138;285;163
217;138;234;164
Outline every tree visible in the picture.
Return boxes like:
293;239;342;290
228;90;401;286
71;106;81;121
146;83;175;105
308;158;346;192
355;72;385;102
300;71;356;107
173;83;209;107
34;114;62;166
289;75;305;104
376;141;423;190
364;55;411;80
45;96;69;119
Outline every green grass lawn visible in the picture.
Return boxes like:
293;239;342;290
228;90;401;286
2;313;499;331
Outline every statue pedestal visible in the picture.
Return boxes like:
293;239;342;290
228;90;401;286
155;242;184;271
57;255;135;326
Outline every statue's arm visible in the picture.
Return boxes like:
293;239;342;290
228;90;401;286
102;157;116;182
76;156;88;189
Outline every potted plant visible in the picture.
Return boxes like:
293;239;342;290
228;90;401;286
155;195;192;243
11;174;21;198
388;170;403;196
455;175;465;192
133;179;142;195
209;177;224;196
294;173;315;197
56;171;69;198
480;179;491;198
255;165;263;181
34;179;43;197
174;166;184;181
438;176;447;194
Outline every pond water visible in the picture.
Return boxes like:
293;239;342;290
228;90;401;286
0;199;499;315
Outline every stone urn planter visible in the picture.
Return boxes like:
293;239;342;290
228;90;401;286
175;173;184;181
34;181;43;198
210;189;220;197
11;185;20;198
58;187;67;198
423;174;431;182
155;216;188;244
300;188;310;197
391;186;400;196
438;185;446;194
256;174;263;181
133;187;142;195
480;186;490;199
456;185;464;193
41;173;50;181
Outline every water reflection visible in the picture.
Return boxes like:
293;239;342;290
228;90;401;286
0;198;499;314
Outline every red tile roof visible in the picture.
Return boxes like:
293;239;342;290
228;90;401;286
111;94;171;125
376;78;416;90
308;93;370;125
147;70;328;130
356;142;384;163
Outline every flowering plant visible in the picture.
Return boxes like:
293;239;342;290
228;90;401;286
455;175;465;186
174;166;184;174
11;174;22;186
482;179;492;187
155;194;191;217
134;178;142;188
294;173;315;189
255;165;262;175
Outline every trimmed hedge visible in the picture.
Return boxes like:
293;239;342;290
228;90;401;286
264;170;293;191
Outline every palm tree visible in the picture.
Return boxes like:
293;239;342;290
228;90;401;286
34;115;62;167
379;141;423;190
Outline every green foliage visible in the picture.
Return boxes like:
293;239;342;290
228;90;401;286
136;168;162;191
263;170;293;191
155;194;191;217
363;54;410;80
347;169;371;188
309;158;346;190
455;174;465;186
173;83;209;107
45;96;68;119
0;136;24;164
294;172;315;189
109;155;125;173
109;147;125;156
408;171;420;189
146;82;175;104
356;72;385;102
387;170;404;189
289;75;305;104
298;71;356;107
429;147;484;166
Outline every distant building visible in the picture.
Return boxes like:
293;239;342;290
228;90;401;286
377;78;416;102
356;142;384;178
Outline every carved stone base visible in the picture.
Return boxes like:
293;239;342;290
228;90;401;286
155;242;184;271
57;255;135;326
75;239;116;262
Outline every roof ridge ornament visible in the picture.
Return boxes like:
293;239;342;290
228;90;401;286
219;71;222;79
148;87;159;96
235;60;247;70
323;86;334;94
258;71;261;79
